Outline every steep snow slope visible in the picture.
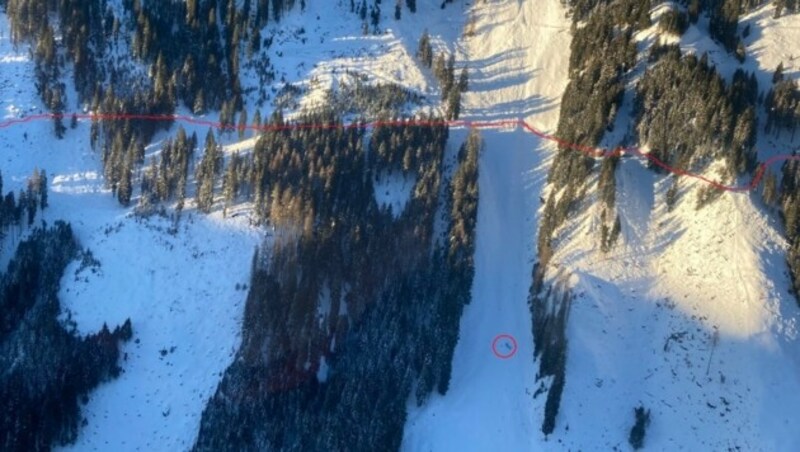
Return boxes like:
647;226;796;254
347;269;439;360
402;128;548;452
241;0;468;116
407;2;800;451
553;160;800;450
403;0;571;450
0;13;263;451
459;0;570;128
540;6;800;451
5;0;800;450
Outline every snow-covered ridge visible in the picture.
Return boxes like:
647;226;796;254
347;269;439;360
537;3;800;450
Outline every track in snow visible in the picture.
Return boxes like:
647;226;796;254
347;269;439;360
1;112;795;193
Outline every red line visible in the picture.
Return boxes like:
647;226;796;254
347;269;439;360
1;112;797;192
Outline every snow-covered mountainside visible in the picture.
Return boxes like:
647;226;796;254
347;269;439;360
2;0;800;451
403;1;570;451
531;1;800;450
0;12;262;450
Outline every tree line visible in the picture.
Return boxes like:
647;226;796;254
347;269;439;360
538;0;644;288
0;169;49;250
418;30;469;120
1;222;132;450
635;45;758;179
531;0;648;437
765;63;800;139
194;123;480;451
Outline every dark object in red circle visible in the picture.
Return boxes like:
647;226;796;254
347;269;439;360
492;334;518;359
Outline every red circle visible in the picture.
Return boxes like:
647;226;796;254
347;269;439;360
492;334;518;359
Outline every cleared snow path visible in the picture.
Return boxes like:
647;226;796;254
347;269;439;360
403;0;570;450
403;129;546;451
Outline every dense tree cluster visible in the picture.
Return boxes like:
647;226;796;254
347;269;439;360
566;0;773;54
685;0;775;55
529;280;573;436
350;0;458;33
598;156;622;252
635;45;758;178
432;52;468;119
92;88;171;207
565;0;651;25
137;127;197;212
369;117;445;176
0;222;132;450
559;0;639;146
5;0;108;96
125;0;236;111
774;0;799;17
4;0;104;136
538;0;642;284
708;0;742;53
531;0;649;437
778;161;800;306
194;121;479;451
659;7;689;36
765;67;800;297
325;77;423;118
598;155;618;209
0;169;49;250
195;131;223;214
448;130;481;273
765;71;800;139
2;0;313;208
417;31;468;119
628;405;652;450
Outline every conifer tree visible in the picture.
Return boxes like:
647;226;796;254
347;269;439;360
666;177;679;211
25;185;37;226
445;54;456;94
446;88;461;120
223;153;241;217
458;67;469;92
194;90;206;114
238;109;249;139
417;31;433;67
434;53;448;93
774;62;785;83
118;150;133;206
253;109;262;134
196;129;220;213
38;169;48;209
763;170;779;207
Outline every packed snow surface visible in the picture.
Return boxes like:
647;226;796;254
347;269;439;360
3;0;800;451
404;0;570;449
407;1;800;451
